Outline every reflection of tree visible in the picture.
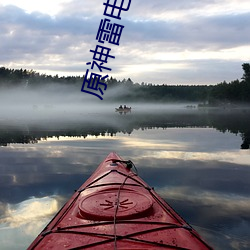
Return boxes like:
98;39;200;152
241;133;250;149
203;109;250;150
0;109;250;149
0;131;38;146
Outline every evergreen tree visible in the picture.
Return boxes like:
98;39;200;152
242;63;250;83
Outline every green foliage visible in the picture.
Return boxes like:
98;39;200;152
242;63;250;82
0;63;250;104
209;63;250;104
0;67;84;88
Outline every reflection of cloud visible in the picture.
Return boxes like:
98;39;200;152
0;196;59;232
157;186;250;249
121;139;185;150
157;186;250;216
0;196;62;249
154;150;250;166
0;202;7;218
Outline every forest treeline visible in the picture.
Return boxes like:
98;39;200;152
0;63;249;104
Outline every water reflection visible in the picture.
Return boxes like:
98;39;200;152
1;196;59;228
0;107;250;149
0;196;62;250
0;108;250;249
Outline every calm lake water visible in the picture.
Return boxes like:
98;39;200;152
0;104;250;249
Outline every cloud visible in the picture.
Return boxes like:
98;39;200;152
0;5;96;52
121;13;250;49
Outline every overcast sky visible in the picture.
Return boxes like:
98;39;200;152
0;0;250;85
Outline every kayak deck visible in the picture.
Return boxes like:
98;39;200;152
28;152;213;249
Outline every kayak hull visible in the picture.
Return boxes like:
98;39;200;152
28;152;213;249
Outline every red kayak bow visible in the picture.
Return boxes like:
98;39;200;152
28;152;213;249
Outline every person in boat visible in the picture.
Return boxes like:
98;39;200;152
124;105;127;109
119;105;123;109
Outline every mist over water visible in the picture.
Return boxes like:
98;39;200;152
0;85;110;121
0;84;198;125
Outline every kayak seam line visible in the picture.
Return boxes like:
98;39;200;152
147;190;213;249
40;191;82;238
148;189;187;225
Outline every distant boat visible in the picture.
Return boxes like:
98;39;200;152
186;105;196;109
115;107;132;113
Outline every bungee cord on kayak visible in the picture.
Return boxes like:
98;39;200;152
112;159;138;250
